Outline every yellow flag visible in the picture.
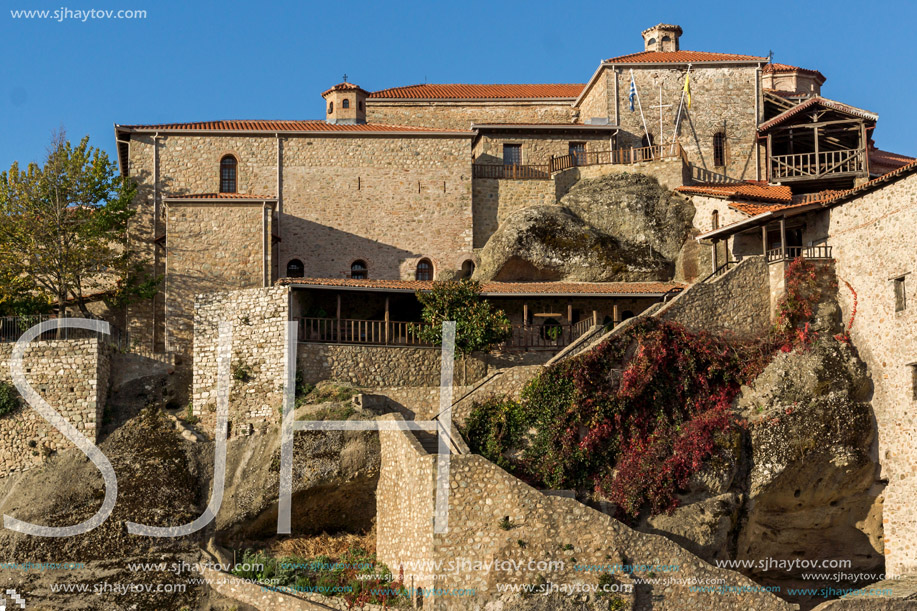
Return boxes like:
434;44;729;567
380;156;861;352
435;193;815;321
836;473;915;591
684;72;691;109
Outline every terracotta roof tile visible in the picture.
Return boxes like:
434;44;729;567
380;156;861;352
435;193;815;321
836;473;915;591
675;182;793;203
762;62;826;82
116;121;472;134
322;82;369;97
367;83;585;100
277;277;684;296
869;148;915;175
604;50;766;64
758;96;878;132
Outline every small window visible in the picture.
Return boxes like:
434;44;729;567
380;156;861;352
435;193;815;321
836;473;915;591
359;101;364;111
220;155;237;193
713;132;726;167
342;99;350;109
662;35;671;42
712;210;720;230
647;37;656;46
416;259;433;281
328;102;334;113
460;259;475;279
351;260;367;280
503;144;522;166
911;364;917;401
895;276;907;312
286;259;304;278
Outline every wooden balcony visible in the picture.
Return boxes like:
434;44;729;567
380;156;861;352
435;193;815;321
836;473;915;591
765;244;833;263
472;143;686;180
769;148;865;182
296;317;598;351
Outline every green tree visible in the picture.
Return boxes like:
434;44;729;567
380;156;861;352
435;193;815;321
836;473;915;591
0;132;157;321
414;280;513;383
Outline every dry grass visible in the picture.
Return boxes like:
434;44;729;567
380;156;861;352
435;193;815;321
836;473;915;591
268;524;376;559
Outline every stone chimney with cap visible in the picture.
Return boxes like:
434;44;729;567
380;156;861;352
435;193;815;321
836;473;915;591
322;80;368;125
642;23;682;52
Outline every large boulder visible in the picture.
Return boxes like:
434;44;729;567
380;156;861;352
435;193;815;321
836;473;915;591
474;173;696;282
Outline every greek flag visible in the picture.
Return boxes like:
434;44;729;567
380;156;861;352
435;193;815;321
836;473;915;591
628;77;637;112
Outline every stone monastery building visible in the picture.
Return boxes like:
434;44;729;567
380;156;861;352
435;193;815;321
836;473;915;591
110;22;917;576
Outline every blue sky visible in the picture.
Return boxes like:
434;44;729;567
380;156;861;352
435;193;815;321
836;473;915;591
1;0;914;170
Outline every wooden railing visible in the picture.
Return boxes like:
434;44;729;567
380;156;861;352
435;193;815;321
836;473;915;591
472;143;686;180
298;317;599;350
770;148;865;181
765;245;833;263
297;317;432;346
472;163;551;180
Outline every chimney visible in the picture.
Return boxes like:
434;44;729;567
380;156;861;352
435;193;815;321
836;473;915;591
642;23;682;53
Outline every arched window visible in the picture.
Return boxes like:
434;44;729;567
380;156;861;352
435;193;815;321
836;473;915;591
286;259;304;278
328;101;334;113
342;99;350;109
713;132;726;167
460;260;475;279
621;310;635;321
647;37;656;46
540;317;563;342
350;260;367;280
662;35;671;42
220;155;237;193
415;259;433;281
712;210;720;230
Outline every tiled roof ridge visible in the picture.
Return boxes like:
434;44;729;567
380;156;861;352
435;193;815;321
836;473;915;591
762;62;826;80
367;83;586;100
758;96;878;132
277;277;685;295
163;192;276;200
116;120;473;134
604;50;767;64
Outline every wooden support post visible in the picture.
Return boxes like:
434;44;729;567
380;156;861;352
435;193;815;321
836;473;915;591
336;294;342;343
613;304;620;326
384;297;390;345
762;224;768;257
567;303;573;342
711;239;719;273
593;310;598;327
814;125;820;177
860;120;869;176
523;303;528;328
766;133;773;182
779;218;787;262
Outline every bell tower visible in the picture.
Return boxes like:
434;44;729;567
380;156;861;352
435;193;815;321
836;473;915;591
322;78;368;125
642;23;682;52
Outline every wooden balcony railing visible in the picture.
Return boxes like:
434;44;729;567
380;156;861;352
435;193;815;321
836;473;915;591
472;163;551;180
297;317;599;350
472;143;686;180
770;148;865;181
765;245;833;263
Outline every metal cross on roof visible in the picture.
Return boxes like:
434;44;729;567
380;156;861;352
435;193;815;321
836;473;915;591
342;74;348;83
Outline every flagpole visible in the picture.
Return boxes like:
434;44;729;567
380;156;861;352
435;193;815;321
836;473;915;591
630;69;651;147
671;64;691;154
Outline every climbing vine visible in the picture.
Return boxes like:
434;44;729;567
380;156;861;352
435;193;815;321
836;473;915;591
463;257;831;519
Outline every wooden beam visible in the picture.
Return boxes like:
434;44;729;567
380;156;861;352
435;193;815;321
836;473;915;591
766;133;773;182
384;296;390;345
712;239;719;273
780;218;787;261
336;293;342;343
762;225;768;256
814;125;820;176
613;304;620;325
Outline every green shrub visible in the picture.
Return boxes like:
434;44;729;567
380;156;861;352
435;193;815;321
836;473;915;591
0;381;21;418
462;396;526;470
232;362;253;383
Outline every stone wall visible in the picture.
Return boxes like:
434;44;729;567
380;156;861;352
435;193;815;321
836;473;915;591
819;172;917;575
472;133;613;166
471;178;557;247
366;100;577;130
558;156;691;192
0;338;110;477
451;365;544;426
657;256;771;338
376;414;794;610
192;286;290;432
165;201;273;354
297;343;488;388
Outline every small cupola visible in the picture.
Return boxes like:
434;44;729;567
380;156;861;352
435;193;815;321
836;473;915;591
322;79;368;125
641;23;682;53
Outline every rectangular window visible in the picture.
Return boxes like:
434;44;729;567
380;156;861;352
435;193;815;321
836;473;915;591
895;276;907;312
503;144;522;166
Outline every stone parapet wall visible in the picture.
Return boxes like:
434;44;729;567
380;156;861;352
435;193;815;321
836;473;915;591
366;101;576;130
451;365;544;426
192;286;290;432
471;178;556;248
0;338;110;477
376;414;794;610
298;344;488;388
657;256;771;338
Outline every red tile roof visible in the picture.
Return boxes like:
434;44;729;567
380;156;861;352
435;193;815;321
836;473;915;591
758;96;878;132
675;182;793;203
115;121;473;134
322;82;369;97
869;148;916;176
367;83;585;100
762;62;826;82
604;50;767;64
277;277;684;296
163;193;276;201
